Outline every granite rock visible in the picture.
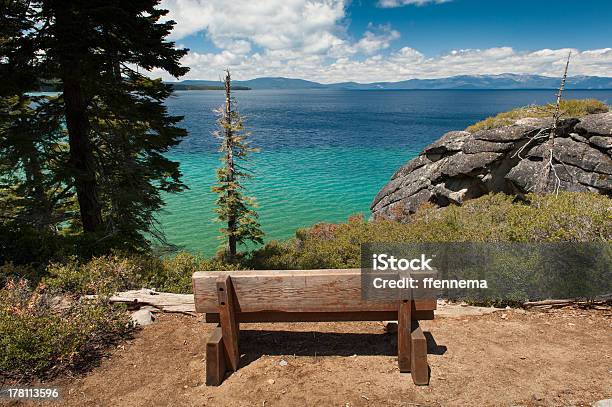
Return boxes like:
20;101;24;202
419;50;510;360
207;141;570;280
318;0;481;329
371;113;612;220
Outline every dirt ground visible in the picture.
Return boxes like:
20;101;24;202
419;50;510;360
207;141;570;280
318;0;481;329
15;307;612;407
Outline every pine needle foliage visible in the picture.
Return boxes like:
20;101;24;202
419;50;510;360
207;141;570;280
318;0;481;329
211;70;263;260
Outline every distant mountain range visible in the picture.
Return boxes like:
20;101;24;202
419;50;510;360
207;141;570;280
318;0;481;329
168;74;612;90
168;83;251;91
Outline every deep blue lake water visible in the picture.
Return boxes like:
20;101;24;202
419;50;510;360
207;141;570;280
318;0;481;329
160;89;612;253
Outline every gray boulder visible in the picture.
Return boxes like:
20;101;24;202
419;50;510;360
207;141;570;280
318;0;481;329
440;152;504;177
589;135;612;150
462;138;515;154
371;112;612;220
575;112;612;136
131;308;155;326
473;124;535;142
423;131;471;159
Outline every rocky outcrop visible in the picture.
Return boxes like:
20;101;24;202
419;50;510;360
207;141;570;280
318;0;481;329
371;112;612;221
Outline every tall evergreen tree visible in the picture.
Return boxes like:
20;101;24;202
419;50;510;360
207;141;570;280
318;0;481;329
212;70;263;260
1;0;189;250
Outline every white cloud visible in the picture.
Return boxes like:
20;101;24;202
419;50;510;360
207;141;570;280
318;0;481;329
154;45;612;84
161;0;347;54
154;1;612;83
377;0;451;8
353;25;401;54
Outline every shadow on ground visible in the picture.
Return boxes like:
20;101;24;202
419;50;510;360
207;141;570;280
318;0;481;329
238;329;446;367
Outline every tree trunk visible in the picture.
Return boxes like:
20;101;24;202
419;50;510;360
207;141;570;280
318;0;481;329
55;8;103;233
64;78;102;233
224;71;237;258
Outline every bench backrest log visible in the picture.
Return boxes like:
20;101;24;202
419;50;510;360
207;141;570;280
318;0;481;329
193;269;436;323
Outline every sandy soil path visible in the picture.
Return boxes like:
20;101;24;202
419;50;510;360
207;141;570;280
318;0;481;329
23;307;612;407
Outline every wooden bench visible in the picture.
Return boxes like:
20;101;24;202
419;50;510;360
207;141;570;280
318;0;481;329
192;269;437;386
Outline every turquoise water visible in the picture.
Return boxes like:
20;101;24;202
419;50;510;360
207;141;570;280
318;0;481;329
160;147;414;253
159;89;612;254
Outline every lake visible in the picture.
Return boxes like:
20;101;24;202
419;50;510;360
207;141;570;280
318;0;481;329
160;89;612;254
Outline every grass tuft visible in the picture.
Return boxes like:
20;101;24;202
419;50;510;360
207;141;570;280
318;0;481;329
466;99;609;133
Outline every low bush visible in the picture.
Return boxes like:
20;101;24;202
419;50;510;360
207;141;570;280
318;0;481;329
250;192;611;270
0;223;68;283
0;279;131;379
0;262;39;287
156;252;237;293
465;99;609;132
45;255;146;296
45;251;238;296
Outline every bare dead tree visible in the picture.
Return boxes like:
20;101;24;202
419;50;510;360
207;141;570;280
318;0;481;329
534;51;572;194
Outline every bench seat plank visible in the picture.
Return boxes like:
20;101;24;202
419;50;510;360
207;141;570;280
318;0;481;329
194;269;436;314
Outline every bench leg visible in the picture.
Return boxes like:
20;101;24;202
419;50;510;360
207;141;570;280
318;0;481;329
206;326;227;386
397;299;412;372
216;275;240;371
410;323;429;385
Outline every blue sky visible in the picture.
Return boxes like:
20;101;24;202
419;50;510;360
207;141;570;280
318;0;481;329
347;0;612;55
157;0;612;82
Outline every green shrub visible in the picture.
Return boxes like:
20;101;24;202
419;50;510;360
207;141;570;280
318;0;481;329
0;279;130;379
45;251;238;295
0;223;68;281
465;99;609;132
45;255;147;296
250;192;611;270
152;252;237;293
0;262;39;287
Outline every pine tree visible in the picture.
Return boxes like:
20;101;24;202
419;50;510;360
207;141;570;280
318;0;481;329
212;70;263;260
1;0;189;250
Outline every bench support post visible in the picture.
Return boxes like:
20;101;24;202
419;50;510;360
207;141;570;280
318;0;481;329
216;275;240;372
397;299;412;372
399;300;430;385
206;326;226;386
411;322;429;385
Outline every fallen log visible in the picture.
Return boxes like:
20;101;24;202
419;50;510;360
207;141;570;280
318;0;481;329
523;294;612;309
85;289;612;314
523;299;579;307
84;288;196;315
